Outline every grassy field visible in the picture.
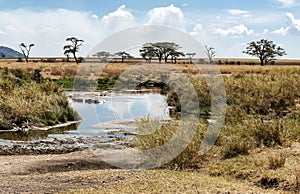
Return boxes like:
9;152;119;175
0;58;299;79
0;58;299;193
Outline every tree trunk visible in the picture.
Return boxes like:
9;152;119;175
73;53;78;64
260;58;264;66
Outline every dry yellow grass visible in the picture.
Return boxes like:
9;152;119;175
1;58;300;80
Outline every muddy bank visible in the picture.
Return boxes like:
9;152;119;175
0;135;130;155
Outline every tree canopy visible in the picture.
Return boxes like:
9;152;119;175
19;43;34;63
63;37;84;64
115;51;133;63
204;45;216;64
93;51;111;62
139;42;184;63
243;39;286;66
186;52;196;64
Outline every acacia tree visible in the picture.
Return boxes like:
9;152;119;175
153;42;182;63
186;52;196;64
93;51;111;62
115;51;133;63
19;43;34;63
139;42;183;63
243;39;286;66
170;50;185;64
140;43;156;63
63;37;84;64
204;45;216;64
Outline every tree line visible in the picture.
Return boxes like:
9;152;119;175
19;37;286;66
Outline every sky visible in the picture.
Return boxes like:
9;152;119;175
0;0;300;58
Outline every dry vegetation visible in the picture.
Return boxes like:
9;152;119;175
0;58;299;193
0;66;78;130
0;58;299;79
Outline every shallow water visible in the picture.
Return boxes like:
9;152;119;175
0;91;170;141
70;92;170;133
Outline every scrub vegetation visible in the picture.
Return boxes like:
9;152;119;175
0;58;299;193
0;67;78;130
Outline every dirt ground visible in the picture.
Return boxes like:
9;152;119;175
1;145;299;194
0;150;117;193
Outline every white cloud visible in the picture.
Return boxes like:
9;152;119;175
146;4;185;30
0;9;104;56
276;0;295;7
101;5;135;32
213;25;255;37
91;14;99;19
263;29;269;34
189;24;203;35
272;12;300;35
227;9;250;15
286;12;300;31
0;6;139;56
272;27;290;35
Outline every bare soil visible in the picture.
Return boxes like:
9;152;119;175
0;144;299;193
0;150;118;193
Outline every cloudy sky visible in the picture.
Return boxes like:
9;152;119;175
0;0;300;58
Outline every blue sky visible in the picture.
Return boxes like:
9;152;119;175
0;0;300;58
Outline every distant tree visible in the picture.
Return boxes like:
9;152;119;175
170;50;185;64
63;37;84;64
19;43;34;63
64;52;70;62
186;52;196;64
140;43;156;63
139;42;183;63
152;42;182;63
204;45;216;64
243;39;286;66
115;51;133;63
93;51;111;62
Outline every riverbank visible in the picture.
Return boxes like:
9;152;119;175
0;135;129;155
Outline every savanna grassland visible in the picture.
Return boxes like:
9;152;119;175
0;58;299;193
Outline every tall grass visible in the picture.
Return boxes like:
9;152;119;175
0;70;78;130
132;67;300;169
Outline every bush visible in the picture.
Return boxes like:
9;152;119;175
268;154;286;169
46;58;56;63
0;76;78;129
17;57;23;62
132;119;206;170
78;57;84;63
222;137;250;159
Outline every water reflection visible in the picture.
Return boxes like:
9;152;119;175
0;91;170;141
69;92;170;135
